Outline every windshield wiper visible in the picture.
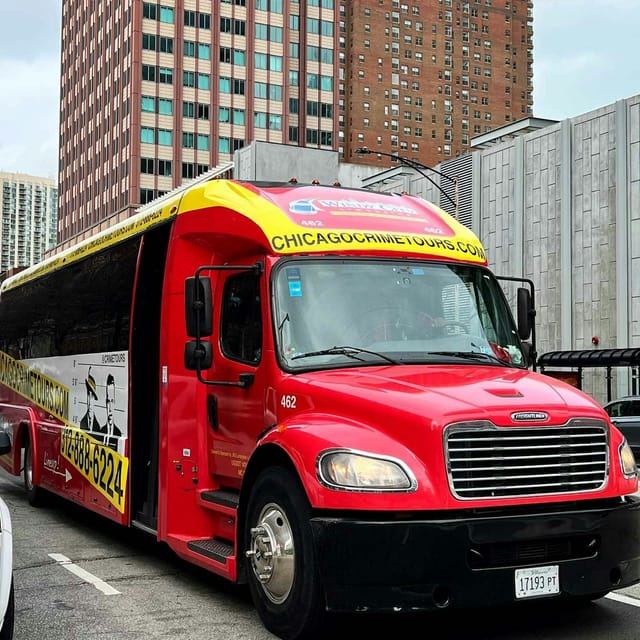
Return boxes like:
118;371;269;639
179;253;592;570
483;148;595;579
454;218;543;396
426;351;511;366
291;345;399;365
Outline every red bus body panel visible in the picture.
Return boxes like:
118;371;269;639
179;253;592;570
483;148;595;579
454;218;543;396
0;179;638;616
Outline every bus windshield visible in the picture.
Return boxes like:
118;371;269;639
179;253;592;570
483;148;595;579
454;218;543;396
273;258;526;370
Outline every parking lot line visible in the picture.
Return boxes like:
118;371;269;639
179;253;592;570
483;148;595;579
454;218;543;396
48;552;121;595
606;592;640;607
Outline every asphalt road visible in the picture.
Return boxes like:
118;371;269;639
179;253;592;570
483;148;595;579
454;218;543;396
3;472;640;640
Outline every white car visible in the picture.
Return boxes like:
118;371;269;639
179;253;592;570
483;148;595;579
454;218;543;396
0;432;14;640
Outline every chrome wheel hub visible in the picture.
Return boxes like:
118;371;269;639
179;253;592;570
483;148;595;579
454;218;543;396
246;502;295;604
26;447;33;489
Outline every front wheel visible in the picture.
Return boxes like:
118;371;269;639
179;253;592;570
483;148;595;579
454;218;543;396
23;437;45;507
244;468;326;640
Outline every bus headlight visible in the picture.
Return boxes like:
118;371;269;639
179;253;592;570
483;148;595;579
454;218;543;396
317;449;416;491
619;440;637;479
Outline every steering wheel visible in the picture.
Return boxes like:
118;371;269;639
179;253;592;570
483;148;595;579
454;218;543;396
358;308;466;343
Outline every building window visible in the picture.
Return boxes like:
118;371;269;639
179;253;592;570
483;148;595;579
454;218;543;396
158;98;173;115
141;127;155;144
157;130;172;145
159;68;173;84
233;109;245;125
158;160;172;176
183;101;195;117
255;53;267;69
184;41;196;57
142;33;157;51
160;36;173;53
141;96;155;112
143;3;157;20
183;132;195;148
142;65;156;82
140;157;154;173
183;71;195;87
140;188;155;204
160;6;174;23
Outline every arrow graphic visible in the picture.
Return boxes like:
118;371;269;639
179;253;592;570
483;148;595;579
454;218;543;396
48;467;73;482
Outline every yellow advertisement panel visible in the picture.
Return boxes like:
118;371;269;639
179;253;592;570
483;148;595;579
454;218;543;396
0;349;129;513
184;181;488;264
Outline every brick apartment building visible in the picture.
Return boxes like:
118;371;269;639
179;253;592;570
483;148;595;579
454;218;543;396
340;0;533;168
56;0;533;249
57;0;340;249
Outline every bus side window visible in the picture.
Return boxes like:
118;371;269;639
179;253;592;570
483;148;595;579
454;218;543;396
220;273;262;365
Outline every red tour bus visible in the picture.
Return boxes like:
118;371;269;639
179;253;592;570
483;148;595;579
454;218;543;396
0;178;638;639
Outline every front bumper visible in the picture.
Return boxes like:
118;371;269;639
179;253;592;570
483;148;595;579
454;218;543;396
311;497;640;612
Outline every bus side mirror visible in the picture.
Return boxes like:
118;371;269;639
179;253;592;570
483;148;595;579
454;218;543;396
184;341;213;371
517;287;532;340
185;276;213;337
0;431;11;455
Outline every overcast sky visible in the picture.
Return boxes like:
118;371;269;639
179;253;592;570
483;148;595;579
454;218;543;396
0;0;639;179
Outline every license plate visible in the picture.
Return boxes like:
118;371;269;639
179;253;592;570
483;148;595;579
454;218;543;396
515;565;560;599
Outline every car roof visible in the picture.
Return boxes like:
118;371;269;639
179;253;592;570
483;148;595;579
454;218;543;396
604;396;640;406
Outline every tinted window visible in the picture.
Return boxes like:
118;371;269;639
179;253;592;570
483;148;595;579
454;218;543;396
0;239;139;359
220;272;262;364
625;401;640;417
605;402;624;418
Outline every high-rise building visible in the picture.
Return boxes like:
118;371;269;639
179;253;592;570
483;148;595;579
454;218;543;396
57;0;533;249
339;0;534;167
57;0;338;249
0;173;58;275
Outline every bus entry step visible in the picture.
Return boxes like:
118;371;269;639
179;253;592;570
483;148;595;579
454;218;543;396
187;538;234;564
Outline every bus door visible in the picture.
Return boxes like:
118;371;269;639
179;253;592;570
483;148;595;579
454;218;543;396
206;260;268;484
129;224;172;533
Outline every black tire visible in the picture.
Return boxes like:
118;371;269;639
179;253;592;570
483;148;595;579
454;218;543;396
576;591;609;603
244;468;327;640
23;437;45;507
0;580;14;640
562;591;609;609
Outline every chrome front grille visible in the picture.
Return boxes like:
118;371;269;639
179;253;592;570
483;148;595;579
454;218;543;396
445;420;609;500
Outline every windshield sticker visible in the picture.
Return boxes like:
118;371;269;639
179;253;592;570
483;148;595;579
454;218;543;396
286;267;303;297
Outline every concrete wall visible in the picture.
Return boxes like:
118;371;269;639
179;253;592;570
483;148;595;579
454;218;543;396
235;141;390;187
358;95;640;403
234;142;340;184
473;97;640;402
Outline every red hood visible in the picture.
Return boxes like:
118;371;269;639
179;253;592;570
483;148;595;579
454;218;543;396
273;364;632;510
285;364;606;429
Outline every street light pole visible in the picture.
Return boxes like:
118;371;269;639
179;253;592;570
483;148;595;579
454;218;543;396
355;147;459;219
